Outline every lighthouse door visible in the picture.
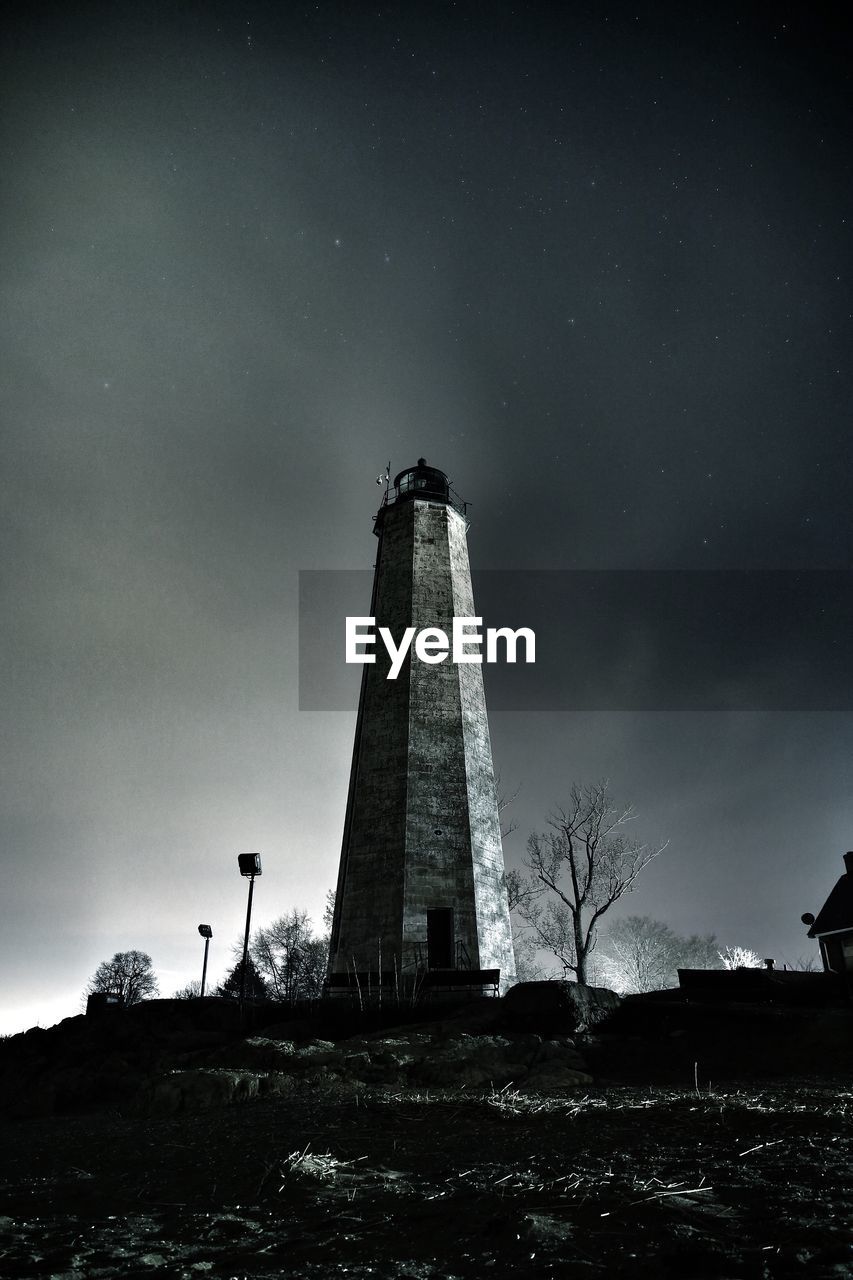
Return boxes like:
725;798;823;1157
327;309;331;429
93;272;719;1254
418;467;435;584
427;908;454;969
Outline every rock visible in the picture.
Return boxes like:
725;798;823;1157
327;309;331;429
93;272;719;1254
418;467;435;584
279;1040;345;1072
260;1072;298;1099
517;1061;594;1093
358;1031;432;1058
0;999;598;1124
503;981;621;1034
141;1068;276;1115
301;1039;338;1053
409;1058;477;1088
406;1032;545;1089
504;1032;542;1054
194;1028;571;1093
531;1038;587;1069
288;1049;343;1071
523;1211;576;1243
358;1062;404;1085
200;1036;298;1071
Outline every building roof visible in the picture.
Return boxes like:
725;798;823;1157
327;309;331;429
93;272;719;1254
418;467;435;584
808;870;853;937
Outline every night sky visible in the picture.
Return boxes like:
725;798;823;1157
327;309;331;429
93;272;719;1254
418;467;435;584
2;2;852;1034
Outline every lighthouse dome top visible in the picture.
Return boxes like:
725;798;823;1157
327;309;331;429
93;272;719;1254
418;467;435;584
393;458;450;503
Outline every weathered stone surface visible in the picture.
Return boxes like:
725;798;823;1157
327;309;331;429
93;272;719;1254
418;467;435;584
300;1039;338;1054
523;1212;577;1243
503;981;621;1034
141;1068;298;1115
204;1036;298;1071
171;1025;593;1104
394;1032;547;1090
519;1062;594;1092
1;1002;599;1122
142;1070;255;1115
329;481;517;993
531;1038;587;1069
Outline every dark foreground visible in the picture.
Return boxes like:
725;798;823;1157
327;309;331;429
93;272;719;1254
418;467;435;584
1;1076;851;1280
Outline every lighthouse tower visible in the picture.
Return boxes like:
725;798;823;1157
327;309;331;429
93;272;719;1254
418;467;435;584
327;459;516;996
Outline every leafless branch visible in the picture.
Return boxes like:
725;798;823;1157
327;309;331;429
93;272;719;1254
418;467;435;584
518;781;668;983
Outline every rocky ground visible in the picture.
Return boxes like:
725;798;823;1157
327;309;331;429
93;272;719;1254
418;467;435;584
0;991;851;1279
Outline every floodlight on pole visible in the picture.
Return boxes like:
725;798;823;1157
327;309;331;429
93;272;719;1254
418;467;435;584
237;854;262;1009
197;924;213;997
238;853;262;877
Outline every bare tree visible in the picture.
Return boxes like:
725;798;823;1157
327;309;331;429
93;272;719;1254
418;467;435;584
516;781;668;984
599;916;722;993
495;772;520;840
680;933;725;970
322;888;336;938
501;786;544;983
505;867;536;914
86;950;159;1007
599;916;682;993
719;945;762;970
252;909;327;1003
504;868;546;982
172;979;202;999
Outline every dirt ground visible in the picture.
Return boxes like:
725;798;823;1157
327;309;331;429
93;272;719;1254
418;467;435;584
1;1074;851;1279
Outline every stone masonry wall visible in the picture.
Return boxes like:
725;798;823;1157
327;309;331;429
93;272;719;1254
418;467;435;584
328;503;414;975
329;496;517;992
403;503;478;971
447;509;517;991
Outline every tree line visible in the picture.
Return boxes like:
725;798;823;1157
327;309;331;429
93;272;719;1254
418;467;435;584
86;778;792;1007
86;893;335;1007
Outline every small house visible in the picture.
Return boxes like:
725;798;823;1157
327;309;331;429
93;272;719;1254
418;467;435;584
804;850;853;978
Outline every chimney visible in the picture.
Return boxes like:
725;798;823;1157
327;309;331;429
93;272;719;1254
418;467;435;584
844;851;853;876
764;958;775;970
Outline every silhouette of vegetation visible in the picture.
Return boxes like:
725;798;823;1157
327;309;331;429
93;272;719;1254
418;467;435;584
505;868;546;981
216;954;269;1001
251;907;329;1002
597;915;723;993
172;979;202;999
719;944;763;970
515;781;668;983
499;780;544;982
85;950;159;1007
322;888;335;935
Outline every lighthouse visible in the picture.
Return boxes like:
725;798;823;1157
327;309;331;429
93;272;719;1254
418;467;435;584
327;459;517;996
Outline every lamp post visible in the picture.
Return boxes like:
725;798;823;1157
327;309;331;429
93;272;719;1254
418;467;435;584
198;924;213;997
237;853;262;1010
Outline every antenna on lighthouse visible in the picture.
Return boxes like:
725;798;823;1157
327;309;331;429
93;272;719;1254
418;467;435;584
375;461;391;500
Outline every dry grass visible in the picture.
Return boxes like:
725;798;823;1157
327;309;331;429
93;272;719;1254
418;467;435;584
1;1078;850;1277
